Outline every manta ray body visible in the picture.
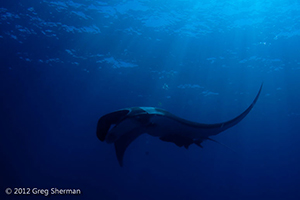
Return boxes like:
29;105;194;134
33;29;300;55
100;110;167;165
97;84;263;166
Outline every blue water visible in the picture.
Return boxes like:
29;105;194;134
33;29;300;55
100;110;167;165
1;0;300;199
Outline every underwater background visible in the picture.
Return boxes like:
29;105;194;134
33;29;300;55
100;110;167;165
1;0;300;199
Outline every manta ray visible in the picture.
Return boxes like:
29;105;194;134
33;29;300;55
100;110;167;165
97;84;263;166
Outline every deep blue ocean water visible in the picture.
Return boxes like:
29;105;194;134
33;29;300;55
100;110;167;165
1;0;300;199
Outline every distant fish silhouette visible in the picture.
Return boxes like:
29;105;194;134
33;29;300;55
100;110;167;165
97;84;263;166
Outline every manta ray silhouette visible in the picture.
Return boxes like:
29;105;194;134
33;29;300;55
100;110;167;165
97;84;263;166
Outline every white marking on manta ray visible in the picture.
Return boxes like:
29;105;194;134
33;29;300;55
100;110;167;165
139;107;165;115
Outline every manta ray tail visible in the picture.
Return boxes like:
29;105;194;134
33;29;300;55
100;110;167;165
207;138;237;153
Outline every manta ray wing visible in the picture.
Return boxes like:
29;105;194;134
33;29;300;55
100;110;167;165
202;82;263;134
114;127;145;166
160;83;263;136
